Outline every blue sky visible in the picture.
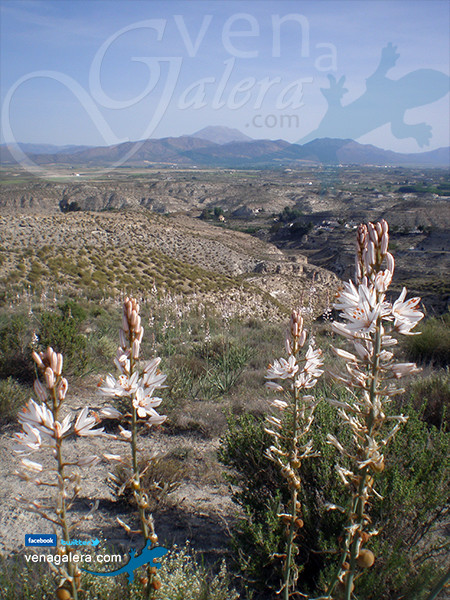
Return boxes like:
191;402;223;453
1;0;449;152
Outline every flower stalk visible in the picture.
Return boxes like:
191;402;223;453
99;297;167;599
325;220;423;599
265;310;323;599
14;347;104;600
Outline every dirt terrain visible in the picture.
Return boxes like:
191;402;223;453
0;379;237;561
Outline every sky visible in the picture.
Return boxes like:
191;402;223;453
1;0;449;153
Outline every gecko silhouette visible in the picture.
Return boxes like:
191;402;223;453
81;542;168;582
299;43;449;148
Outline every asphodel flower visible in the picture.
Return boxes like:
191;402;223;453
325;219;424;599
14;348;102;600
98;296;168;598
265;309;323;600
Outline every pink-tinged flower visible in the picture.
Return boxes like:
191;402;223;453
74;408;104;436
33;379;47;403
333;347;358;362
392;288;423;334
294;372;319;389
142;358;167;392
98;371;139;397
375;269;393;293
144;408;167;427
54;414;73;439
331;321;360;340
266;355;299;379
14;423;42;453
18;399;54;432
132;387;163;419
119;425;132;440
99;407;123;419
339;284;382;333
103;453;123;461
391;363;421;379
265;381;284;392
304;345;324;377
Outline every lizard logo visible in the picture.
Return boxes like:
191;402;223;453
299;43;450;149
81;542;168;582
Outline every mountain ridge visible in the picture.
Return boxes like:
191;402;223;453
1;128;449;168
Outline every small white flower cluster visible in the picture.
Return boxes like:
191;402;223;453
265;310;323;486
98;297;167;431
15;347;104;477
264;310;323;595
327;219;423;592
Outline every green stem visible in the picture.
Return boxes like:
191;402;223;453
344;317;382;600
54;394;78;600
129;338;155;600
283;384;300;600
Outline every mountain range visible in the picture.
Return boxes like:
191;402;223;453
1;127;449;168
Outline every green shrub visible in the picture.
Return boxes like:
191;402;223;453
403;369;450;429
0;377;30;422
38;300;88;374
218;396;450;598
404;315;450;367
0;313;35;381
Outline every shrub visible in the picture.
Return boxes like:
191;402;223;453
403;369;450;430
404;315;450;367
0;313;35;382
219;397;450;598
38;301;88;374
0;377;30;422
108;454;182;509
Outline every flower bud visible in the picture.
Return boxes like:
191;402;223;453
32;351;44;369
58;378;69;401
55;353;63;376
45;367;55;389
34;379;47;402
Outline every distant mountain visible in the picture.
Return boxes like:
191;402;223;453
1;136;448;169
191;126;253;145
0;143;92;164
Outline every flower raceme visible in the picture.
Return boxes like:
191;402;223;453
98;298;167;430
326;219;424;599
98;297;167;598
13;347;104;600
265;310;323;600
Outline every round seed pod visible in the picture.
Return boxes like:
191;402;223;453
56;588;72;600
149;533;158;544
295;518;304;529
357;549;375;568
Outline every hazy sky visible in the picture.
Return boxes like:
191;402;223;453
1;0;449;152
